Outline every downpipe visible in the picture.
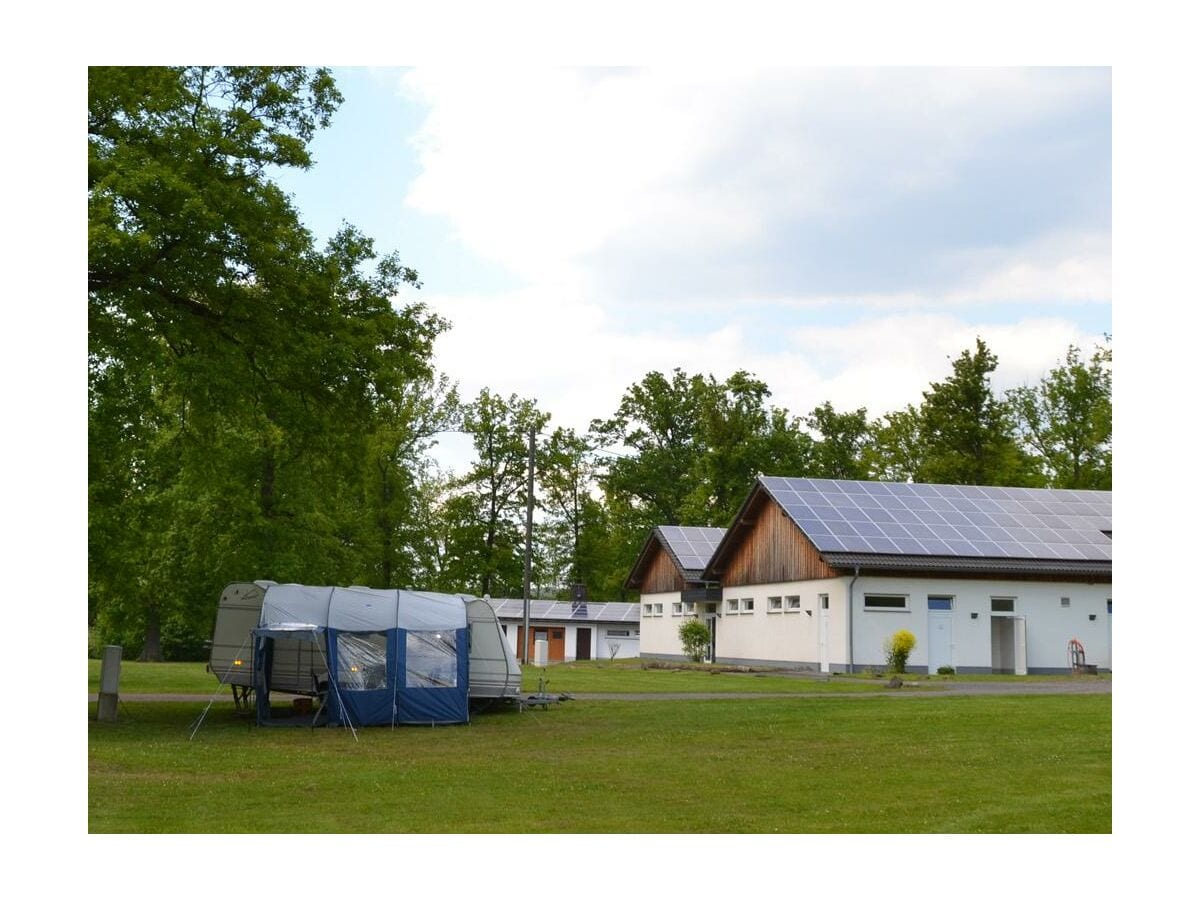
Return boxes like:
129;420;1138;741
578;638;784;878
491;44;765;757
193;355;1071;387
847;565;860;674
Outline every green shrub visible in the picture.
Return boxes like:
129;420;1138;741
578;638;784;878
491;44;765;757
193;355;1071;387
884;629;917;673
678;618;711;663
937;665;956;675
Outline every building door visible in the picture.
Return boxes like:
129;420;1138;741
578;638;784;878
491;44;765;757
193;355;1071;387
575;628;592;661
818;594;830;673
1106;599;1112;671
990;616;1027;674
927;596;953;673
704;615;717;663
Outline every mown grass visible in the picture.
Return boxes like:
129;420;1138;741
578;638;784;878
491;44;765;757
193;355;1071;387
88;659;888;696
89;693;1110;833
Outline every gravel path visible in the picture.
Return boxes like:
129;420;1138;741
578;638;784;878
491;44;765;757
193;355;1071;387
90;679;1110;704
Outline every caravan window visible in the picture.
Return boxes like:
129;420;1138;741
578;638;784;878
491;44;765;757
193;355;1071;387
337;632;389;691
406;631;458;688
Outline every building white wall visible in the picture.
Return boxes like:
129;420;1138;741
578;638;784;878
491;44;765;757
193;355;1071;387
638;591;684;657
499;621;641;661
849;575;1111;673
717;579;847;670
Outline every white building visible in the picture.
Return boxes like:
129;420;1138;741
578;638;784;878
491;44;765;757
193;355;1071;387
625;525;725;661
636;477;1112;674
485;598;641;662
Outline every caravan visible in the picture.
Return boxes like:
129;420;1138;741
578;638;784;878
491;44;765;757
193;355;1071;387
209;582;522;727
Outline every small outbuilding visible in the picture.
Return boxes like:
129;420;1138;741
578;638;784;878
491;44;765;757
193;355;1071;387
485;598;642;662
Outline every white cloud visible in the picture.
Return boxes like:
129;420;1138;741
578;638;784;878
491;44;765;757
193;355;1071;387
398;67;1111;305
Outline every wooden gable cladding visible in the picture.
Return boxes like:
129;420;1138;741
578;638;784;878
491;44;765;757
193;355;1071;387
641;543;686;593
719;492;839;587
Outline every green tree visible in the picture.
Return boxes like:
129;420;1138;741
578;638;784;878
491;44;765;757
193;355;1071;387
805;401;871;479
538;427;600;594
911;339;1037;486
864;405;925;483
1008;341;1112;490
89;67;443;657
457;390;549;597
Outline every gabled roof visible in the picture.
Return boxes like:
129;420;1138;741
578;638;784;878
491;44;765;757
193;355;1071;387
703;476;1112;580
624;525;726;589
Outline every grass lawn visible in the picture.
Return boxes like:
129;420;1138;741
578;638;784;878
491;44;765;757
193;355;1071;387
89;692;1110;833
88;659;890;696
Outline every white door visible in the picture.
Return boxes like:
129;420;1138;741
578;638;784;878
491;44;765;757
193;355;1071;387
928;610;953;672
818;597;829;673
1014;616;1028;676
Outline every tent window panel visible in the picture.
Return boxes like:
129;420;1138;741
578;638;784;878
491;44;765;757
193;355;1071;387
336;632;389;691
406;630;458;688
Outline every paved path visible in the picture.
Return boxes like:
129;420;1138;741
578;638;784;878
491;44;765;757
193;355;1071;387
90;679;1110;704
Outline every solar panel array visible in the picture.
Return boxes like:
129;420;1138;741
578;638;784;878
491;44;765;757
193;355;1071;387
759;477;1111;562
657;525;728;573
486;599;640;623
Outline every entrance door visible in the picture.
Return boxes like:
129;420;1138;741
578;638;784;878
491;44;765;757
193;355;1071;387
704;616;717;663
818;594;830;673
1013;616;1027;676
575;627;592;661
927;596;953;673
990;616;1028;674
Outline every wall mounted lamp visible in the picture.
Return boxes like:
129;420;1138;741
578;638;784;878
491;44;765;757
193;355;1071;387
805;610;813;617
970;612;979;619
1088;614;1097;621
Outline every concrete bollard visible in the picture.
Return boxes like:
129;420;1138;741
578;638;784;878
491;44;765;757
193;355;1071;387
97;644;122;722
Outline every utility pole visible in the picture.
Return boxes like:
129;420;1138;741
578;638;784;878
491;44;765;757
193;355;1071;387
522;425;535;663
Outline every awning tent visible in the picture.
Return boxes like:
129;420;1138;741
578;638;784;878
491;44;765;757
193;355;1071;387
252;582;470;727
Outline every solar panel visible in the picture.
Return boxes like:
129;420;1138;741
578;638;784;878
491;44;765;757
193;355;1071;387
657;525;726;573
758;477;1111;562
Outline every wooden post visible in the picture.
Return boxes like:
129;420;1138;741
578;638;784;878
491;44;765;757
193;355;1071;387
97;644;122;722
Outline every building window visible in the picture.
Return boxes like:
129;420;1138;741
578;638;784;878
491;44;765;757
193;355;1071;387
643;604;653;617
991;597;1015;613
705;603;717;614
820;594;829;610
683;601;695;616
607;629;630;637
768;596;783;613
927;596;953;611
742;598;755;614
652;603;663;617
864;595;908;611
726;598;739;615
786;595;802;612
671;602;683;617
1060;597;1070;608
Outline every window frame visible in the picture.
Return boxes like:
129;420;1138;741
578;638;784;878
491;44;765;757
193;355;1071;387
767;596;783;614
864;594;909;612
786;595;803;613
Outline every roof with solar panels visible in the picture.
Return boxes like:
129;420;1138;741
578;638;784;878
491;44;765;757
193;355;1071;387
625;525;728;590
701;476;1112;581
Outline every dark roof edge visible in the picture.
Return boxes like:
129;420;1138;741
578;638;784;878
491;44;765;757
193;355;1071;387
822;553;1112;577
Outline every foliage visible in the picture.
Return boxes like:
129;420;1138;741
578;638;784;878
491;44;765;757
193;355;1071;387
1009;340;1112;489
678;618;713;663
806;402;871;479
909;339;1038;486
937;665;956;675
885;629;917;673
88;67;444;658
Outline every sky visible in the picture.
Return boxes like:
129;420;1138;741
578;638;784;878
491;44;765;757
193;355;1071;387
273;66;1112;472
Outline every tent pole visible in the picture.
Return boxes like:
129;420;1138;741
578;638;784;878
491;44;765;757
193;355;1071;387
188;633;252;741
316;638;358;743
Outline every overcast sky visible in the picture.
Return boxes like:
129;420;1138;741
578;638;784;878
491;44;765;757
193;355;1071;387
274;66;1111;471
